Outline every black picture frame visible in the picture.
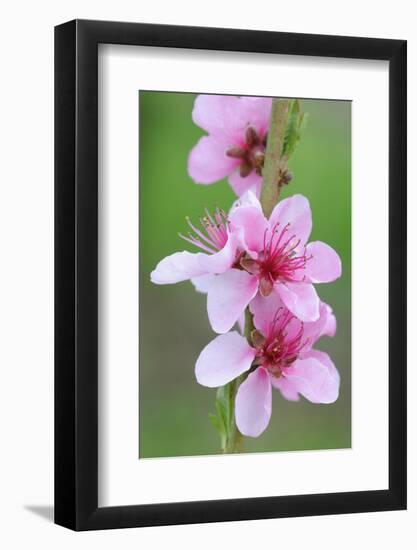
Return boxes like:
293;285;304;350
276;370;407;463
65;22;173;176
55;19;407;531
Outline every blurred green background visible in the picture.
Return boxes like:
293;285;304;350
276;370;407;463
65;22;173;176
139;92;351;458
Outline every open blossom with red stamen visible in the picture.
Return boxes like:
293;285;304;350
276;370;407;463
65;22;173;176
195;293;340;437
150;191;341;334
188;95;272;197
194;191;341;332
206;190;342;331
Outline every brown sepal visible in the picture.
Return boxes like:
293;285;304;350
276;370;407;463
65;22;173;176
251;329;266;349
226;146;246;159
239;161;252;178
240;257;260;275
245;125;260;147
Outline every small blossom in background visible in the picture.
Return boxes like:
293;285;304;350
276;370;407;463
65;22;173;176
151;191;341;334
188;95;272;197
195;292;340;437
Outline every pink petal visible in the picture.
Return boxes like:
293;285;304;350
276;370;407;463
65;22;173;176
190;273;215;294
195;332;256;388
188;136;239;184
276;282;320;322
268;194;312;247
299;301;330;351
207;269;259;333
228;170;262;198
230;189;263;211
200;229;243;273
321;303;337;337
249;292;284;336
236;97;272;137
192;95;272;144
270;376;300;401
305;241;342;283
281;352;340;404
237;313;245;334
250;292;328;347
235;367;272;437
229;203;268;254
305;349;340;389
198;231;239;274
150;251;206;284
192;94;243;140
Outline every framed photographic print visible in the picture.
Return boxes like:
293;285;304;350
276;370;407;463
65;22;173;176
55;19;407;530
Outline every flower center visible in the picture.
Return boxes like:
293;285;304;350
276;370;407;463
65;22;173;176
240;223;311;296
179;208;229;253
225;125;266;177
252;309;306;378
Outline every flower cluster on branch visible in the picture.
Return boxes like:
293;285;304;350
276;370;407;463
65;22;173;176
151;94;342;445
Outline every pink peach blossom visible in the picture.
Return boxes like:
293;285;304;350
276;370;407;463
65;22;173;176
216;191;342;328
195;293;340;437
195;191;341;331
151;207;260;330
151;192;341;334
188;95;272;197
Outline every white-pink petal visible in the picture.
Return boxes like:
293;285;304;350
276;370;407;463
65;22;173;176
198;232;239;274
249;292;284;336
188;136;239;184
305;349;340;391
321;303;337;337
230;189;263;212
228;170;262;198
282;352;340;404
236;97;272;137
190;273;215;294
195;332;256;388
237;313;245;334
276;282;320;322
192;94;242;140
268;194;312;247
150;251;206;284
298;301;329;351
229;204;268;254
235;367;272;437
270;376;300;401
207;269;259;333
305;241;342;283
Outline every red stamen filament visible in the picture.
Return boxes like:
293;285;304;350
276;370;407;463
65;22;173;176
257;223;311;284
179;208;229;254
256;309;309;377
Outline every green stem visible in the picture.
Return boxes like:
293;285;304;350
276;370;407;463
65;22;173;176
222;376;243;453
222;310;254;453
260;98;290;217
